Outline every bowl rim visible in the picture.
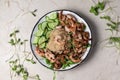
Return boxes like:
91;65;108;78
30;9;93;71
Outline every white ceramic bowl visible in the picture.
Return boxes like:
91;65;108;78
30;10;92;71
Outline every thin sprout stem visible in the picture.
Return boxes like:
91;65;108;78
97;38;109;46
99;6;116;14
53;71;56;80
22;52;31;65
9;64;13;80
6;53;15;62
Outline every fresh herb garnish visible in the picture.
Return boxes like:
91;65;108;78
53;71;56;80
26;57;36;64
7;29;40;80
89;0;120;52
90;1;105;15
109;37;120;49
100;15;120;32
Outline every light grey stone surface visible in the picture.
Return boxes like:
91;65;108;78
0;0;120;80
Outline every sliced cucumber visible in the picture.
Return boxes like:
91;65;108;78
54;19;59;25
41;21;47;30
38;36;46;45
46;31;51;39
32;37;39;45
34;30;43;37
45;16;54;22
49;12;57;19
38;23;42;30
47;27;53;31
43;28;48;36
48;19;59;29
39;42;46;49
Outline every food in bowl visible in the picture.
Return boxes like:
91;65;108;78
32;10;91;70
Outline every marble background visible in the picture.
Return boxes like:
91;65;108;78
0;0;120;80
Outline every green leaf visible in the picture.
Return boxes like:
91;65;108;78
85;43;91;48
100;16;111;21
33;9;37;12
12;65;17;71
10;33;14;37
9;39;15;45
62;60;74;69
14;30;19;33
89;6;99;15
35;74;41;80
97;1;105;10
45;58;51;65
26;58;36;64
23;75;28;80
17;38;21;43
109;37;120;43
89;1;105;15
24;39;28;42
107;23;117;30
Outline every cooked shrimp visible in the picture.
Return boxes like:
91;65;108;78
54;60;62;69
66;14;76;21
45;51;55;63
69;53;81;63
35;46;45;57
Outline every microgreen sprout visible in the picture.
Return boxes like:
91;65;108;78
100;15;120;32
89;1;105;15
7;30;40;80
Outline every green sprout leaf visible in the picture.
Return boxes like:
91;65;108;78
90;6;99;15
97;1;105;10
89;1;105;15
100;16;111;21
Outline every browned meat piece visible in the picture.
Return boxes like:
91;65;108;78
69;53;81;63
45;50;55;63
54;60;62;69
35;46;45;57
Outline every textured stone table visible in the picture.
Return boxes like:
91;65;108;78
0;0;120;80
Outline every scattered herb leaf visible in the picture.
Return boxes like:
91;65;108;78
89;1;105;15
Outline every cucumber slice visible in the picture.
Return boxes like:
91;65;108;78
48;23;55;29
41;21;47;30
39;42;46;49
32;37;39;45
45;16;54;22
48;20;59;29
46;31;51;39
49;12;57;19
47;27;52;31
38;23;42;30
38;36;46;45
54;19;59;25
43;28;48;36
34;30;43;37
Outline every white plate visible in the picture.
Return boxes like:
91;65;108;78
30;10;92;71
